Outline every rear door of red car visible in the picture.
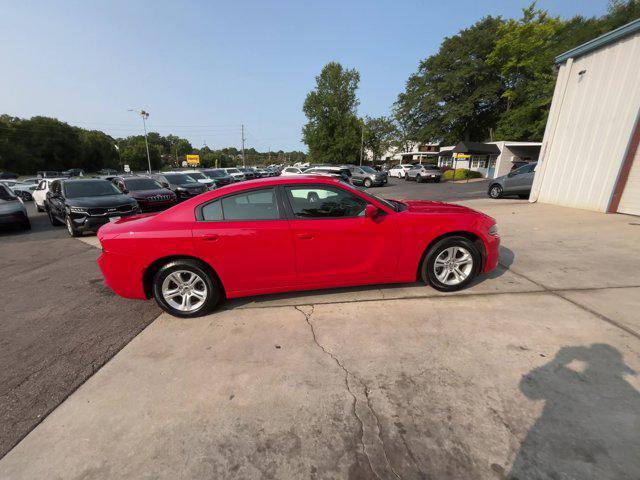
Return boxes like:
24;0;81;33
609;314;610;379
192;187;296;295
281;184;399;287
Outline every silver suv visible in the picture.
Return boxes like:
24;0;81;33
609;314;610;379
406;164;442;183
344;165;388;188
488;162;537;199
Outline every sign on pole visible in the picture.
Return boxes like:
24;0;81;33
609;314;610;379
186;154;200;166
124;164;131;173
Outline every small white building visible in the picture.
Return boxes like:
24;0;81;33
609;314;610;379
379;142;440;163
437;141;541;178
530;19;640;215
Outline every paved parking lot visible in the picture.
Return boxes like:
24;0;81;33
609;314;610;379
2;179;640;479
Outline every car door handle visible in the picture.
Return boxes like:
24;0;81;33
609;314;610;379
297;233;314;240
202;234;219;241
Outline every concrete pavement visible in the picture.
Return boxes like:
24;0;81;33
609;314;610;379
1;199;640;479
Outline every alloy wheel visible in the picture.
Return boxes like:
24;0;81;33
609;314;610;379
433;246;474;286
161;270;208;313
490;185;502;198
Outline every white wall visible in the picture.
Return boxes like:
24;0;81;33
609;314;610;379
531;32;640;212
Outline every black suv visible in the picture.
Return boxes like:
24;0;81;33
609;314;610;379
200;168;234;187
151;173;207;201
45;179;139;236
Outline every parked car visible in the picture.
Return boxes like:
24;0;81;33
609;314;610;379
406;164;442;183
33;178;64;212
61;168;85;177
98;168;118;175
304;166;352;184
223;168;246;182
180;170;217;190
111;176;177;212
0;171;19;180
97;175;500;318
281;166;304;176
151;173;208;201
10;182;38;201
488;162;537;199
346;165;388;188
200;169;234;187
0;184;30;230
237;167;256;180
37;171;61;179
45;179;139;237
388;164;413;178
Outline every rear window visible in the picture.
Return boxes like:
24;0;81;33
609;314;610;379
201;188;279;221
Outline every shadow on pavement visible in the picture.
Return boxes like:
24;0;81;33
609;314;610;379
508;344;640;479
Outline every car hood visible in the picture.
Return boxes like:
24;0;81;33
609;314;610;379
66;195;136;208
400;199;478;215
129;188;174;199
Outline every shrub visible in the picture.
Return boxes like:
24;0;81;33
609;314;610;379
442;168;483;181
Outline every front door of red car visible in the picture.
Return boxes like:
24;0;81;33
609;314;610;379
283;185;398;287
192;187;296;295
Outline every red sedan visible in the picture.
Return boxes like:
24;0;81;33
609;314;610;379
98;176;500;317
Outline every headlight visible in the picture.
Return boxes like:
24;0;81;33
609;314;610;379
488;224;499;236
69;206;88;214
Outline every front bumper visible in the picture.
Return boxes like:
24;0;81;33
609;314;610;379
69;211;138;233
483;233;501;273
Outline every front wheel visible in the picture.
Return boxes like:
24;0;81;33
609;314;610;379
153;259;222;318
416;175;422;183
66;215;81;237
363;178;372;188
36;202;44;212
489;184;503;199
421;236;480;292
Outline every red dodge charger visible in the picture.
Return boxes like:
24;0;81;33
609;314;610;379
98;176;500;317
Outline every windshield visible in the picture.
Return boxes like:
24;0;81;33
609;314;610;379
64;180;121;198
361;166;376;173
203;169;225;178
226;168;240;174
186;172;207;180
124;178;162;191
424;165;439;170
0;185;17;201
164;174;197;184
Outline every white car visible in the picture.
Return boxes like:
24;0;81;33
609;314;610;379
281;167;304;176
178;170;216;190
223;168;246;182
33;178;64;212
10;182;38;201
388;164;414;178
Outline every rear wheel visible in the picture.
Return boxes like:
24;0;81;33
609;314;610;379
363;178;372;188
153;259;222;318
421;236;480;292
416;175;423;183
489;184;503;199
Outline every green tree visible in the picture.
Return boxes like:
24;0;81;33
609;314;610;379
302;62;361;164
394;16;506;145
362;116;396;161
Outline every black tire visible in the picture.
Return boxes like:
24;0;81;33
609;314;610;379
420;236;481;292
488;184;503;199
66;215;81;237
47;205;63;226
363;178;372;188
36;203;44;212
152;259;222;318
435;178;441;183
416;175;422;183
404;175;410;181
20;215;31;231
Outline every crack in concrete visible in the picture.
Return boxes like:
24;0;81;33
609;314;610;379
294;305;402;480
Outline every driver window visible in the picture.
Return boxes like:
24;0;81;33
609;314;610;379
286;186;367;218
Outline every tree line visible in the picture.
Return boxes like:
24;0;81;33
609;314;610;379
302;1;640;163
0;114;306;174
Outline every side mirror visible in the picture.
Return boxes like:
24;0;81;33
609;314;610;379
365;204;379;219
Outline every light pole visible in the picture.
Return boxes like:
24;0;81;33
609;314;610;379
128;109;152;173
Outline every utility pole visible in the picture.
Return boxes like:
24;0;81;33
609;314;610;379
128;109;152;173
359;124;365;166
241;124;246;167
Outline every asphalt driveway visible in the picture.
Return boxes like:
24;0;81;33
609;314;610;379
2;197;639;479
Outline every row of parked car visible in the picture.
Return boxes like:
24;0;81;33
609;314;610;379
279;164;390;188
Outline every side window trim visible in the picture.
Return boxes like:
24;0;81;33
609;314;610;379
195;187;286;222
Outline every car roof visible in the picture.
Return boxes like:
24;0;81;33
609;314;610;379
62;178;110;183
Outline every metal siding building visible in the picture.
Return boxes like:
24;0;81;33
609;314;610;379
530;19;640;215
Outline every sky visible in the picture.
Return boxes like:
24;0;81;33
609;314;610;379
0;0;610;152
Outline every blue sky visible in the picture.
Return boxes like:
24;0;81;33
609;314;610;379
1;0;608;151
